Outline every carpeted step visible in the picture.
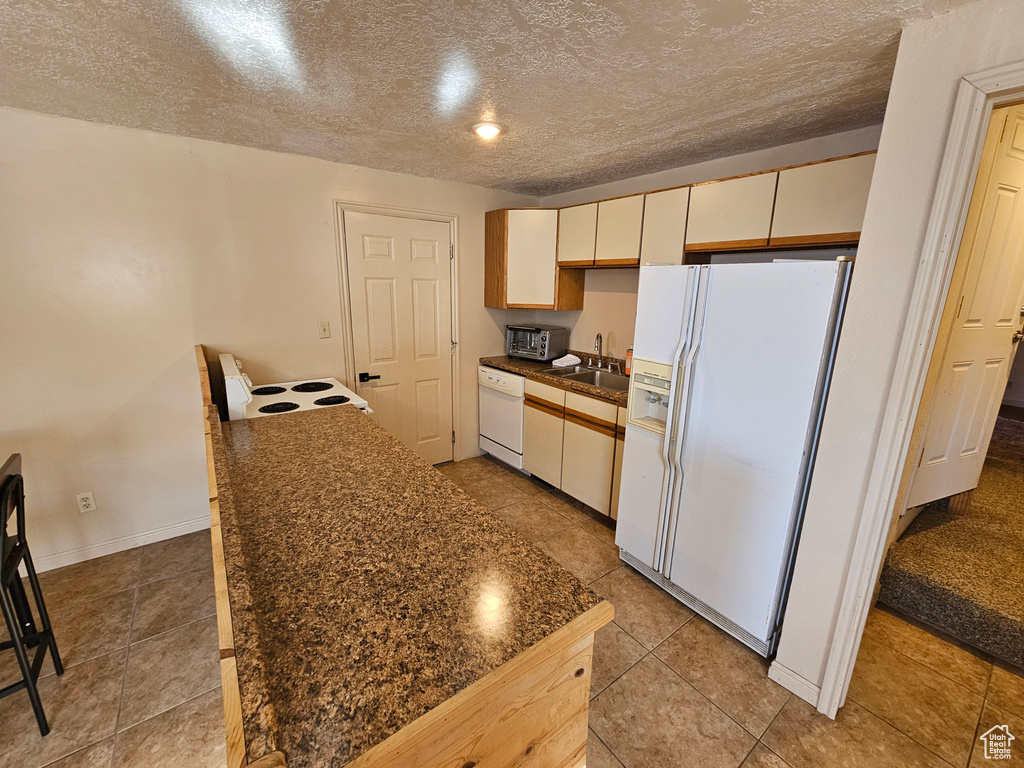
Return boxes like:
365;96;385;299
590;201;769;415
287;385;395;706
878;417;1024;668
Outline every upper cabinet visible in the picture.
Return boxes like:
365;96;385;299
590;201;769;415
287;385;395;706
595;195;645;265
485;209;584;310
686;172;778;252
557;203;598;266
770;154;876;246
640;187;689;266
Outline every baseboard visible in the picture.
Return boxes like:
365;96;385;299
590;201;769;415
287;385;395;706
768;661;821;709
33;516;211;573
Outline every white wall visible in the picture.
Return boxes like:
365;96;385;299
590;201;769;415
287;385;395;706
529;127;882;361
0;107;534;570
772;0;1024;701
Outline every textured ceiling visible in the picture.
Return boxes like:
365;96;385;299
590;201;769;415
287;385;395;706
0;0;981;196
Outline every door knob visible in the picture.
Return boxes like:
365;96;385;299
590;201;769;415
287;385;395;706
357;372;381;383
1013;331;1023;344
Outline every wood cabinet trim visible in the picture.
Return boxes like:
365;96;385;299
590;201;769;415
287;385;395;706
525;394;565;418
589;258;640;266
484;210;509;309
768;232;862;247
685;238;770;253
564;408;617;437
556;259;595;268
508;302;556;310
616;425;626;441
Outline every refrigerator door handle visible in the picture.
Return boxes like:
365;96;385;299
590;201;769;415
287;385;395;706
661;267;711;577
653;268;702;572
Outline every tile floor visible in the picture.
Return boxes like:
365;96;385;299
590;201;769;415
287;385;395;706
3;455;1022;768
0;531;223;768
439;454;1024;768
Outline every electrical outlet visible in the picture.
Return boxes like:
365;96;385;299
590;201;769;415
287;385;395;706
318;321;331;339
76;492;97;514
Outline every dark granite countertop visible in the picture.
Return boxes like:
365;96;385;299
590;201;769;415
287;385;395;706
210;406;603;767
479;355;629;406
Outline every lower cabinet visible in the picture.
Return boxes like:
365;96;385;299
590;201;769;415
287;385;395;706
523;380;566;487
523;383;627;520
609;407;627;520
560;392;618;516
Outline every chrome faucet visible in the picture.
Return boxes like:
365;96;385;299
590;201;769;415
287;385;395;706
594;333;603;369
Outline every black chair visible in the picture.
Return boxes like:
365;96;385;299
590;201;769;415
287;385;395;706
0;454;63;736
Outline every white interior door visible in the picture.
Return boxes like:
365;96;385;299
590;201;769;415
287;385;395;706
908;104;1024;507
344;211;454;465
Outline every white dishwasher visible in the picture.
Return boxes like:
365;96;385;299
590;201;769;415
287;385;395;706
478;365;527;470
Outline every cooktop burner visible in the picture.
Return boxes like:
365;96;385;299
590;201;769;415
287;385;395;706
291;381;333;393
251;386;287;396
313;395;351;406
258;402;300;414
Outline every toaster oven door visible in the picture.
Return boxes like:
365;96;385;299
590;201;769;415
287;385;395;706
507;326;541;358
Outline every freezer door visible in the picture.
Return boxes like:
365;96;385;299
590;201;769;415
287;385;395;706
632;265;698;363
664;261;844;645
615;424;670;566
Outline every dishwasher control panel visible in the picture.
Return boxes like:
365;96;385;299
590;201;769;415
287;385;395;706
478;366;526;397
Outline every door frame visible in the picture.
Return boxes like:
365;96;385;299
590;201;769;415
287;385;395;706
817;61;1024;718
334;201;462;462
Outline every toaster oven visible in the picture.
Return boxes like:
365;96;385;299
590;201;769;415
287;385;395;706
506;325;570;362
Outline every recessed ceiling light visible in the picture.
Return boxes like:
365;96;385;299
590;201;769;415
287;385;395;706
472;122;504;140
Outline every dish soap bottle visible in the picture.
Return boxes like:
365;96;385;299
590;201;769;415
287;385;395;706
625;346;633;376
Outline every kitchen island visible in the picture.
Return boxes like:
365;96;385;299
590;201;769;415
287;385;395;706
197;352;612;768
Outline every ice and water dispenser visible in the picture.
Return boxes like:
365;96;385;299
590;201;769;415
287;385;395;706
626;359;674;435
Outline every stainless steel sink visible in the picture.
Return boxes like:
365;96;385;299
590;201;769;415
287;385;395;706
543;366;630;393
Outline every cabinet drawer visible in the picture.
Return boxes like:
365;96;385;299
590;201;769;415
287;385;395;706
525;379;567;408
565;391;618;430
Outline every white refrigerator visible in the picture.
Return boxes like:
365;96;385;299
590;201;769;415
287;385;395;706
615;260;851;656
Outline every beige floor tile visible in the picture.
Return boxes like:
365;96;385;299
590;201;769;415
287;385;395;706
0;649;126;768
863;608;991;694
970;703;1023;767
590;621;647;698
118;616;220;730
489;497;574;542
763;697;951;768
590;655;755;768
576;514;617;546
436;457;498;487
586;729;624;768
987;665;1024;720
48;589;135;671
741;744;793;768
112;688;225;768
36;550;141;611
590;566;694;649
497;467;548;497
137;530;212;584
539;494;595;526
461;476;532;511
41;738;115;768
536;525;622;584
655;616;790;737
130;563;216;642
847;633;982;766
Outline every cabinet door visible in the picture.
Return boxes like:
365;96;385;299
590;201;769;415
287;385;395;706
523;380;566;487
557;203;598;265
609;407;627;520
640;187;689;266
595;195;644;265
686;172;778;252
506;209;558;307
561;392;617;515
770;154;876;246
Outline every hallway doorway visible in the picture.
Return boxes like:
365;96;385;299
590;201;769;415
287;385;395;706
878;102;1024;669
